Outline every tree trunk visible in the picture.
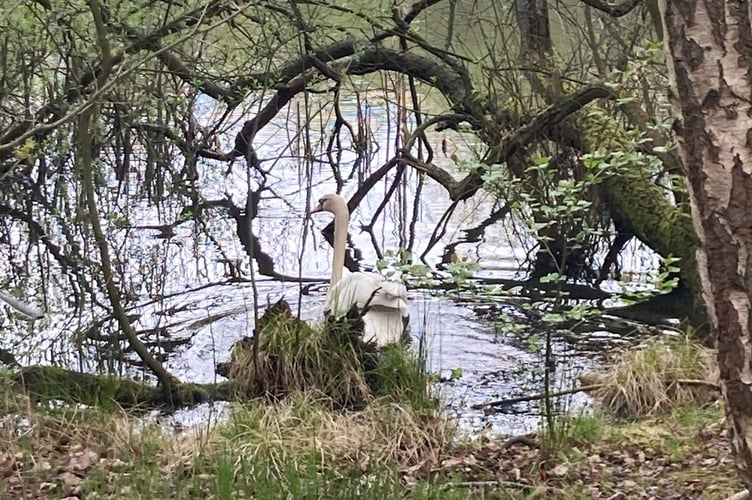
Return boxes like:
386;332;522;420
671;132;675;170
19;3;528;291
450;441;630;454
662;0;752;488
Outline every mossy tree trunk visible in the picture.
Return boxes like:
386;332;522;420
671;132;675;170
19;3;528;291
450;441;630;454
13;365;238;410
575;112;706;327
513;0;705;325
663;0;752;489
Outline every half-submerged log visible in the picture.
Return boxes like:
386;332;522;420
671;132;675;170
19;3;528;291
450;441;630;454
13;365;237;410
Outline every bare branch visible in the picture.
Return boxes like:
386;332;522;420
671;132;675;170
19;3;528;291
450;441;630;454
403;0;447;24
0;1;237;158
577;0;640;17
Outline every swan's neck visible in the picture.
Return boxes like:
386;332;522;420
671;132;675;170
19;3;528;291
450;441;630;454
331;201;349;288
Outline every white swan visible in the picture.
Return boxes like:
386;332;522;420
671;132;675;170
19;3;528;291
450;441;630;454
311;194;410;346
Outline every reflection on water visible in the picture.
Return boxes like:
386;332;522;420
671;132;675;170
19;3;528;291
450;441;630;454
145;276;599;437
0;89;660;439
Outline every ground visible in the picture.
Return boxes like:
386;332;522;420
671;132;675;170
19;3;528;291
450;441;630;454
440;404;739;498
0;399;741;499
0;337;740;499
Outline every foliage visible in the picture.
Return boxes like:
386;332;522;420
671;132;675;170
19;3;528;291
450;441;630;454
377;250;437;288
445;256;481;288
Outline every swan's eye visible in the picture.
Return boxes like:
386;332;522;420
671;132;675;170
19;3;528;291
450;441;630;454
318;198;326;204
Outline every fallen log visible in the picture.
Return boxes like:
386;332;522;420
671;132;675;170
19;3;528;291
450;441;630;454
13;365;238;410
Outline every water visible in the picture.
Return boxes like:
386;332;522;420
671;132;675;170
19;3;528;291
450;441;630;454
0;88;662;438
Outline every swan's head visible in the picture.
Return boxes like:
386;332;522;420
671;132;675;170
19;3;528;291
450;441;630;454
310;193;347;215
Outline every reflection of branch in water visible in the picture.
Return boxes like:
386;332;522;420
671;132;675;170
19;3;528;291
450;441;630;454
403;66;431;255
360;163;406;261
440;202;510;265
597;211;636;283
232;189;278;277
408;173;424;255
229;189;323;283
320;157;404;270
326;85;355;192
420;200;459;264
181;194;315;283
321;222;361;273
0;200;90;311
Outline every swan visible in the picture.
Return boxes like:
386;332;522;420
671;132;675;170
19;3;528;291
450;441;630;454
310;194;410;346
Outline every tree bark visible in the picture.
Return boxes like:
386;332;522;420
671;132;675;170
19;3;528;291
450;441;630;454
662;0;752;488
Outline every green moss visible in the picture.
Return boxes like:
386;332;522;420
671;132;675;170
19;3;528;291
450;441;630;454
577;110;704;322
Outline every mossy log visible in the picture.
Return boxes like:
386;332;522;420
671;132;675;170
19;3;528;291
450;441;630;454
600;171;708;329
9;300;422;412
576;113;707;330
13;365;239;410
576;114;699;285
7;301;307;411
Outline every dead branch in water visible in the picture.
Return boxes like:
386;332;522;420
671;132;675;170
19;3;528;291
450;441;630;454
471;378;720;410
471;384;603;410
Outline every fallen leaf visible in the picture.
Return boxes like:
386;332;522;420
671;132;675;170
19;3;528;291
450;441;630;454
34;459;52;472
39;482;57;493
551;464;569;477
59;471;82;489
68;449;98;472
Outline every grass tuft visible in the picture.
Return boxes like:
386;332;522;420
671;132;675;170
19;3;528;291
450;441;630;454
585;336;718;418
225;300;434;410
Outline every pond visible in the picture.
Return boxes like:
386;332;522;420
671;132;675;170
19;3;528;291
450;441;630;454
0;87;662;437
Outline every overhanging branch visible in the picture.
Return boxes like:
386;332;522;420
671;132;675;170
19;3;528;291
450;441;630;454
577;0;640;16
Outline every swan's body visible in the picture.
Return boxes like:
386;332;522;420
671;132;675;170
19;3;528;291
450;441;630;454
311;194;409;346
327;270;409;345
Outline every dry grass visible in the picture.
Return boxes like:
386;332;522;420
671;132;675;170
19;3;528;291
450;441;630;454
227;392;454;473
0;336;741;500
0;394;218;489
584;336;719;418
225;300;430;410
0;386;454;498
0;300;442;497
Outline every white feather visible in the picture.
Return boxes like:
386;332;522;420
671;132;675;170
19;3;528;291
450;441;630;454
325;271;409;346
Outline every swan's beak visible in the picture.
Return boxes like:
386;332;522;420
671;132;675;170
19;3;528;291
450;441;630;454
309;202;324;215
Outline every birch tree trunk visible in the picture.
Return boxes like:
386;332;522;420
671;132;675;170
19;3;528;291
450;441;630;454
662;0;752;487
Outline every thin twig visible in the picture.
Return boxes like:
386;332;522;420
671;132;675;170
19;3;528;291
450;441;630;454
471;384;603;409
675;378;721;391
76;3;175;389
473;378;721;410
439;480;538;491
